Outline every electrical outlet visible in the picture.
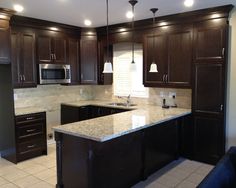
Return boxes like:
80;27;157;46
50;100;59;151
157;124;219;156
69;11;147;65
48;133;53;140
169;92;176;98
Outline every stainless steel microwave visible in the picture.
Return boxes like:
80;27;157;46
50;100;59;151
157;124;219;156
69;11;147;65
39;64;71;84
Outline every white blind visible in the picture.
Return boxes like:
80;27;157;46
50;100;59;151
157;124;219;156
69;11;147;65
113;43;149;98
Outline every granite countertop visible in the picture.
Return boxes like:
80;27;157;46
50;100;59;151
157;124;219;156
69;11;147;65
54;101;191;142
15;107;46;116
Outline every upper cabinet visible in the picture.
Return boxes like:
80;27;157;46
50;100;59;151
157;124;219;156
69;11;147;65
68;38;80;84
194;19;227;62
0;9;14;64
143;25;193;88
37;32;66;64
11;28;37;88
80;34;98;85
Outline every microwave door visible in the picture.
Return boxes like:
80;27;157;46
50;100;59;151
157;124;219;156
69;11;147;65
40;67;66;84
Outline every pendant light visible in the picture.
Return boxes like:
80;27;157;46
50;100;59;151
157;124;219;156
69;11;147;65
103;0;113;73
149;8;158;73
129;0;138;72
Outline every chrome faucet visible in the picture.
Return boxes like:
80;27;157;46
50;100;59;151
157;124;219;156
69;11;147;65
118;94;131;106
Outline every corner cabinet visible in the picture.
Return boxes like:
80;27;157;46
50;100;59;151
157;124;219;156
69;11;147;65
143;25;193;88
192;18;228;164
80;35;98;84
11;28;37;88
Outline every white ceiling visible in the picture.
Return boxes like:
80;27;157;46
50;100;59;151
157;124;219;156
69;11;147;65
0;0;235;27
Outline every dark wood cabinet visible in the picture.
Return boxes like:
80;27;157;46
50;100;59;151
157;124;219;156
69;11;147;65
143;25;192;88
192;18;228;164
144;119;179;177
61;104;130;125
2;112;47;163
37;34;66;64
68;38;79;84
11;29;37;88
80;36;98;84
194;19;227;62
144;33;167;87
0;13;12;64
98;41;113;85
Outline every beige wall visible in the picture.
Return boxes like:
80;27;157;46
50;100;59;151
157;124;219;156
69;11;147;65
226;8;236;149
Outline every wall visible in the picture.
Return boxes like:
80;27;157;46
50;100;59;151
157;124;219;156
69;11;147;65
226;8;236;149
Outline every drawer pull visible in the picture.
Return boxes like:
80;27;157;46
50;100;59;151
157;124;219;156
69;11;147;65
26;129;36;133
27;144;36;148
26;117;34;120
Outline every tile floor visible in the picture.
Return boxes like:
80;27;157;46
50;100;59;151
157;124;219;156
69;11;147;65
0;144;213;188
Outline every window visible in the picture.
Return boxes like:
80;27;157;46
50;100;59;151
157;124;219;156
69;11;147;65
113;43;149;98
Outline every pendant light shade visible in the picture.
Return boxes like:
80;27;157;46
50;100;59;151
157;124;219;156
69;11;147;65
102;0;113;73
149;8;158;73
149;62;158;72
103;61;113;73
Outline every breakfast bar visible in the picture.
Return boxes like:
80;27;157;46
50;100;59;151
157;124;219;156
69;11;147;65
53;103;191;188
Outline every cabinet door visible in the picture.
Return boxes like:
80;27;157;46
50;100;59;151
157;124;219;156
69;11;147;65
194;63;224;114
53;38;66;64
80;38;98;84
143;34;167;87
37;36;52;63
167;30;192;87
144;120;179;177
0;26;11;64
194;20;226;62
194;115;225;164
11;32;21;87
68;39;79;84
21;33;37;87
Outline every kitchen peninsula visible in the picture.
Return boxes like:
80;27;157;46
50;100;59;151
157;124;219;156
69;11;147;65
54;102;191;188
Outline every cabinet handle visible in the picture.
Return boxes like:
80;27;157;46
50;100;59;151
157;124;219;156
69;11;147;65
26;129;36;133
162;75;165;82
23;75;25;81
165;75;168;83
27;144;36;148
81;74;83;79
220;104;223;111
222;48;225;58
26;117;34;120
54;54;56;60
19;75;22;82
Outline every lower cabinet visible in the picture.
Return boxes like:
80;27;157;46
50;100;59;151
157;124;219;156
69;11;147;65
2;112;47;163
144;120;179;177
61;104;130;125
55;117;182;188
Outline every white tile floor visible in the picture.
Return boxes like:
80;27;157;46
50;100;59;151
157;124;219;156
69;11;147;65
0;144;213;188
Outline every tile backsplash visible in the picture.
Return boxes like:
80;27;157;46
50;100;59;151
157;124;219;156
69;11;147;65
14;85;191;137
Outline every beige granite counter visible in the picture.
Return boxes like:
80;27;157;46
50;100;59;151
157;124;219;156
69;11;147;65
15;107;46;116
54;101;191;142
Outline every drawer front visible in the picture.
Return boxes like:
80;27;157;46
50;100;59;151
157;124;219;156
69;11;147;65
18;139;44;155
16;112;45;124
16;123;43;140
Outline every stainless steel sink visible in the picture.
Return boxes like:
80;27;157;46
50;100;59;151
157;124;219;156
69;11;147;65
107;102;137;107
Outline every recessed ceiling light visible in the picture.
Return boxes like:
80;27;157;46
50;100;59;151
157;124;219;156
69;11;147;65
50;27;59;31
211;13;221;19
84;19;92;26
160;22;167;26
126;11;134;19
13;4;24;13
184;0;194;7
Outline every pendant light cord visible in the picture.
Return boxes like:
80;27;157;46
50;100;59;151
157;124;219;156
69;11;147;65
132;3;134;63
152;12;155;63
106;0;109;62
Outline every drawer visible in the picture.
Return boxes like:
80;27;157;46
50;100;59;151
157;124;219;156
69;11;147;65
15;112;45;125
18;139;44;155
16;123;43;140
